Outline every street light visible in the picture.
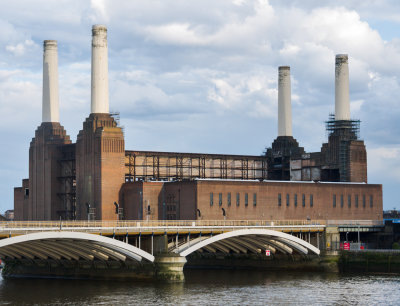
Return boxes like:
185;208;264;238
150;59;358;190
114;202;119;221
86;202;90;221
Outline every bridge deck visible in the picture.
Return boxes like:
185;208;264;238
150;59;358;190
0;220;327;238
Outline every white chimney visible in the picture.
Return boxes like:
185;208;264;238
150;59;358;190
91;25;109;114
42;40;59;123
335;54;350;120
278;66;292;137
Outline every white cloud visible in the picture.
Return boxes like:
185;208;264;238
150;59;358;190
6;39;36;56
368;146;400;181
350;99;364;113
1;0;400;211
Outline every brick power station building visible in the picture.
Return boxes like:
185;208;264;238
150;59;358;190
14;26;382;222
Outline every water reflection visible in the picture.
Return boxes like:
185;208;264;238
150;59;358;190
0;270;399;305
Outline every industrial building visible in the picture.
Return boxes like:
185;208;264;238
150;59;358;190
14;25;382;222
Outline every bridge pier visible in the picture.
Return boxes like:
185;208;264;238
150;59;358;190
325;226;340;250
154;254;187;282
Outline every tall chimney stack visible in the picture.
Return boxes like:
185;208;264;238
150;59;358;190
42;40;59;122
278;66;292;137
335;54;350;120
91;25;109;114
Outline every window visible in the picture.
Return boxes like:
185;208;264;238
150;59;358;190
370;195;373;208
363;195;366;208
24;188;29;197
310;194;313;207
227;193;231;206
236;193;240;206
286;194;290;207
210;193;213;206
294;194;298;207
333;194;336;208
245;193;248;206
348;195;351;208
219;193;222;206
278;193;282;206
340;195;344;208
302;194;305;207
253;193;257;206
355;195;359;208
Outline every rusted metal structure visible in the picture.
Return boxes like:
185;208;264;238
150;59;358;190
125;151;267;182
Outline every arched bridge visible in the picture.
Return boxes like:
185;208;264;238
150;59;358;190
0;228;320;264
0;220;325;280
0;231;155;263
171;228;320;256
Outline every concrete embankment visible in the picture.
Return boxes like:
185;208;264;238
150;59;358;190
2;254;186;282
185;253;340;273
3;251;400;280
2;260;156;281
186;251;400;274
339;251;400;273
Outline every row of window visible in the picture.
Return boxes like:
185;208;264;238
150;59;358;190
210;192;257;207
332;194;373;208
277;193;374;208
278;193;313;207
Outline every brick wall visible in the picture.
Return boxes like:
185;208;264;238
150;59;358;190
195;180;382;221
76;114;125;220
120;179;382;221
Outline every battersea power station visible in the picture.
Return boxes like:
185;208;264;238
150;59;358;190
14;25;382;222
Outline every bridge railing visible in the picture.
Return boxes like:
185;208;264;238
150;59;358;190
326;220;384;226
0;219;326;229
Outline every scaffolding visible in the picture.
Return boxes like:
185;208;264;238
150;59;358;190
57;144;76;220
325;113;360;140
110;111;124;134
324;114;362;182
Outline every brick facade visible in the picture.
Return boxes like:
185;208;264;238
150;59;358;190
13;179;29;221
120;180;382;221
76;114;125;220
28;122;71;220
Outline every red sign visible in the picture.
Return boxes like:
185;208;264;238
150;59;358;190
265;250;271;256
343;242;350;250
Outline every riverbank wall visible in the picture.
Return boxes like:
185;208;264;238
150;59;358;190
185;251;400;274
3;251;400;280
185;253;340;273
339;251;400;273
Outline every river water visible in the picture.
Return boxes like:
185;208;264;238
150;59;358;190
0;270;399;305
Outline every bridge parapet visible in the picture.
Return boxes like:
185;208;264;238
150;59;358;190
0;220;326;237
0;219;326;228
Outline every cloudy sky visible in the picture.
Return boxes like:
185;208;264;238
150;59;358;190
1;0;399;213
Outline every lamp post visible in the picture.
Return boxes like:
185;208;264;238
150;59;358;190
86;202;90;221
114;202;119;221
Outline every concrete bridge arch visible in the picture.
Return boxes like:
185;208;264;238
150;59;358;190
173;228;320;257
0;231;155;263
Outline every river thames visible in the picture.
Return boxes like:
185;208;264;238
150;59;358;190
0;270;399;305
